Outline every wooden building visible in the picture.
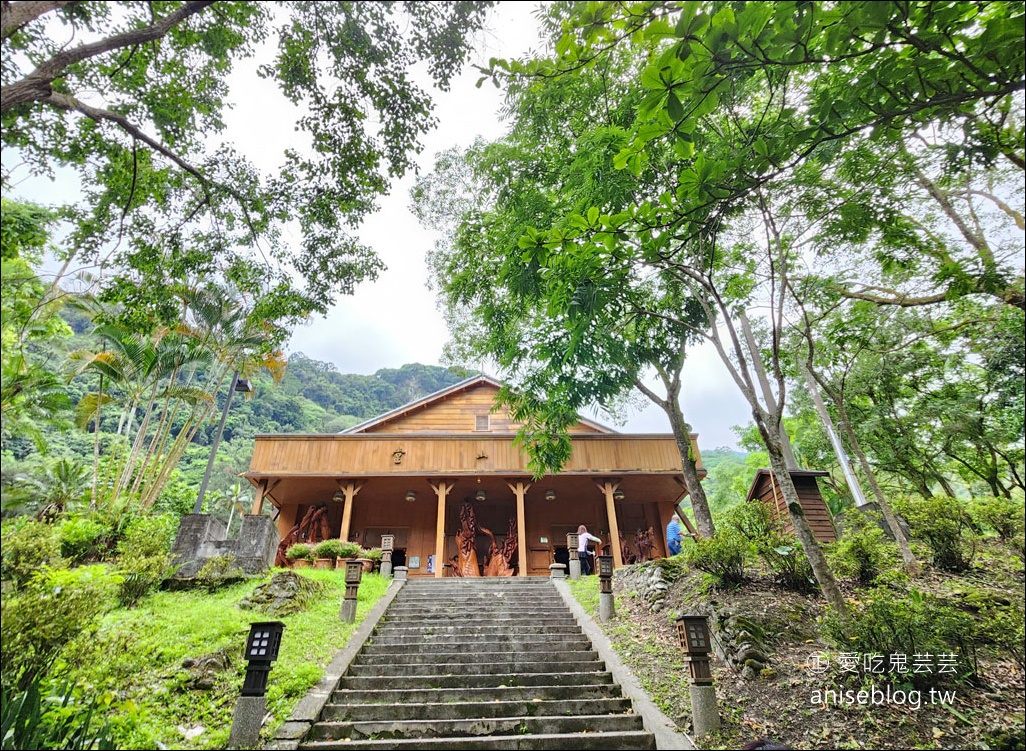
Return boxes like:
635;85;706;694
744;468;837;543
245;375;705;576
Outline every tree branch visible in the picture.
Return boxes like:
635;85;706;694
1;0;214;111
0;0;73;40
44;90;207;182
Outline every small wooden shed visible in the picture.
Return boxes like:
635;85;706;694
744;468;837;543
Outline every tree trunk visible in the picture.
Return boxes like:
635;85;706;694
760;420;850;621
835;406;921;576
666;401;715;538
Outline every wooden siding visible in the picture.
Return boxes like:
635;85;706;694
249;433;696;477
357;381;604;435
749;471;837;543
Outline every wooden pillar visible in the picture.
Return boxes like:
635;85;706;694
596;479;623;569
336;480;364;542
251;479;267;516
430;480;455;578
672;479;700;539
506;480;531;577
277;503;298;541
250;478;280;516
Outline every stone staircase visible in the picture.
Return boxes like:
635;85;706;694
297;577;657;750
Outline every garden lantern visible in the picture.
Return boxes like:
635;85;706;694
597;554;613;593
676;615;713;685
241;621;284;697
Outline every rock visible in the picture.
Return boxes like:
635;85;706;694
178;724;206;740
182;651;231;690
741;665;757;680
239;570;324;616
760;668;778;679
744;658;766;672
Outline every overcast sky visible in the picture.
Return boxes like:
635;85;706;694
4;2;753;450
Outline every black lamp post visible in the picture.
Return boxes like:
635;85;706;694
241;621;285;696
193;370;253;514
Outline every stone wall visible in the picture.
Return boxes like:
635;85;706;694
171;514;278;578
614;562;774;680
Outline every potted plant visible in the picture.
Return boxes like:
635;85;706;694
360;547;383;573
314;539;345;569
285;542;315;569
335;540;362;567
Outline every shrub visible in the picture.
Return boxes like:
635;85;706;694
760;537;817;592
361;547;383;562
1;678;117;751
115;514;179;607
313;539;346;559
821;587;979;690
195;554;244;592
285;543;315;561
894;495;977;572
828;512;895;584
970;496;1025;541
0;565;120;692
0;518;63;590
722;500;816;592
681;530;750;588
57;516;106;563
336;541;362;559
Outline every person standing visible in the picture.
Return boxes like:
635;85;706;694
666;514;685;556
577;524;603;575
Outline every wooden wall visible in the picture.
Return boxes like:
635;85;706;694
359;383;604;435
250;434;693;477
750;472;837;543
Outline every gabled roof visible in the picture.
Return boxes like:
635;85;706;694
743;468;830;503
340;373;616;435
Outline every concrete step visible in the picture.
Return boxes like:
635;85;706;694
280;578;660;751
345;659;605;677
372;623;580;635
329;684;620;706
319;697;633;722
297;730;657;750
354;649;600;666
386;609;571;618
307;713;646;742
367;633;591;648
336;671;615;691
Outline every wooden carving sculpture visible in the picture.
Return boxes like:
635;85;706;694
481;516;518;576
274;504;329;567
449;501;480;577
636;526;656;562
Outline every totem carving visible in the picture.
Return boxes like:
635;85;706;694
274;503;330;567
449;501;481;577
482;516;518;577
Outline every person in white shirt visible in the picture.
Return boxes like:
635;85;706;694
576;524;603;575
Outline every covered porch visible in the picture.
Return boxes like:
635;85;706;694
246;433;703;576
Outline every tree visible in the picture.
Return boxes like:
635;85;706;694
494;1;1024;252
413;58;718;536
0;199;71;449
68;285;285;509
2;1;494;329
